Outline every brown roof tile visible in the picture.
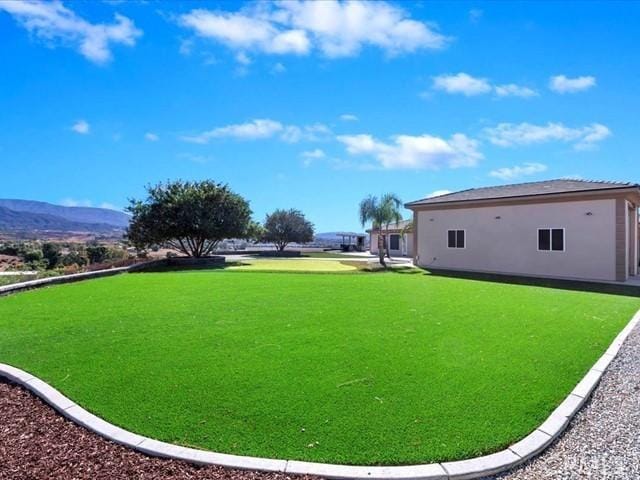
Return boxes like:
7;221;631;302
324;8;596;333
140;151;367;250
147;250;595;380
406;179;639;207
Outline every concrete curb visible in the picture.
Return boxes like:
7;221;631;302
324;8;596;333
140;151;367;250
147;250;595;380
0;267;130;296
1;308;638;479
0;257;223;297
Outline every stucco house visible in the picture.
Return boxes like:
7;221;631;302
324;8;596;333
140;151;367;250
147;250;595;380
405;179;640;283
368;219;413;257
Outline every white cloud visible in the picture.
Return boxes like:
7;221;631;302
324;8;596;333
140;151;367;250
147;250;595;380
280;123;332;143
300;148;325;167
71;119;90;134
574;123;611;151
60;198;92;207
182;119;331;144
99;202;120;211
494;83;538;98
301;148;326;158
60;198;121;210
469;9;483;23
177;152;213;164
432;73;491;96
489;162;548;181
549;75;596;94
484;122;611;150
178;8;310;56
427;189;452;198
431;73;537;98
340;113;358;121
271;62;286;74
0;0;142;64
178;38;193;56
144;132;159;142
235;51;252;65
183;119;283;143
337;132;482;170
178;1;448;60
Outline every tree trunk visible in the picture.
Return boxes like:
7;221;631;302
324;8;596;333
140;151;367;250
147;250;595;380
377;232;386;267
385;235;391;259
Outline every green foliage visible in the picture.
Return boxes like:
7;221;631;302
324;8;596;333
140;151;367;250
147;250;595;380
1;271;638;464
61;249;88;267
107;246;128;262
358;193;403;265
262;209;315;251
22;248;43;265
86;244;110;264
244;220;265;243
127;180;253;257
0;240;130;272
0;243;19;256
42;242;62;269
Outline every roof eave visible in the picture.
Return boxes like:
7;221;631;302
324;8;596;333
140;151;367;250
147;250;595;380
405;184;640;210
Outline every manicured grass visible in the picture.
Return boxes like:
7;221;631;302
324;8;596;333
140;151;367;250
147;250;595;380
228;259;360;272
0;270;638;465
302;252;373;259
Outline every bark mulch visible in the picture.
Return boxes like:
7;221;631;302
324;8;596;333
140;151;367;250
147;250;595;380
0;380;316;480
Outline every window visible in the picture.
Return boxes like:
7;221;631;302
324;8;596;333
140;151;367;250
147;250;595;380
448;230;465;249
538;228;564;251
389;234;400;250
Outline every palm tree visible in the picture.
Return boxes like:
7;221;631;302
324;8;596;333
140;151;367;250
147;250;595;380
359;193;403;267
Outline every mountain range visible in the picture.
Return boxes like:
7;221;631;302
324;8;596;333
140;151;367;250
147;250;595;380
0;199;130;235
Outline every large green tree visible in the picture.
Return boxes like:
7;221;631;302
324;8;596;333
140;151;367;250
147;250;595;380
42;242;61;269
86;244;110;264
359;193;402;266
262;209;314;251
127;180;253;257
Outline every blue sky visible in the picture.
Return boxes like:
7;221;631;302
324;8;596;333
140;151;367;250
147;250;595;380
1;1;638;232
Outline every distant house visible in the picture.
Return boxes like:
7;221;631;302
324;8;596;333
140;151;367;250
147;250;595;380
368;219;413;257
405;179;640;283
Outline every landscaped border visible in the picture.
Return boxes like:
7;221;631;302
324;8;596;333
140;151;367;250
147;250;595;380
0;257;225;297
1;307;638;479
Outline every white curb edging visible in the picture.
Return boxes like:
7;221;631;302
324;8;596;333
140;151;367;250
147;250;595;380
0;267;130;296
1;309;639;479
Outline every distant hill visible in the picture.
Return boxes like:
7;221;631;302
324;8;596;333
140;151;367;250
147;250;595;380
0;199;130;228
0;206;122;234
0;199;130;237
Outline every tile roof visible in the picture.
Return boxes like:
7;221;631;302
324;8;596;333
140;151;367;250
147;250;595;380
367;219;412;233
406;179;639;207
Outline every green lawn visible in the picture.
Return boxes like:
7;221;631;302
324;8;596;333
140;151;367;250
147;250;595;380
228;258;360;272
301;251;373;259
0;270;638;465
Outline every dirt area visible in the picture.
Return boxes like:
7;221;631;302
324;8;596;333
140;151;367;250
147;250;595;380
0;254;22;271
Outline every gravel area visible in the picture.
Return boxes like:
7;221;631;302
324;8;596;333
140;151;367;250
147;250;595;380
1;324;638;480
489;323;640;480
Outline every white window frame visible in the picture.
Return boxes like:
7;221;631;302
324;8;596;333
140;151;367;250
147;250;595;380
447;229;466;249
537;227;566;252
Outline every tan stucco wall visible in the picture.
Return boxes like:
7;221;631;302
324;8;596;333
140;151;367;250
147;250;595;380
370;232;413;257
629;202;638;276
415;199;618;281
